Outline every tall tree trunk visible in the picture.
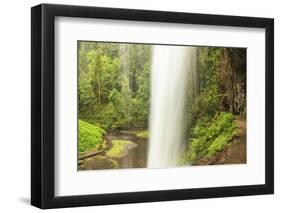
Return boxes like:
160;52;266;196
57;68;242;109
193;47;200;96
98;74;101;104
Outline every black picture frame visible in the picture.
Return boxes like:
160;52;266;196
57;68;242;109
31;3;274;209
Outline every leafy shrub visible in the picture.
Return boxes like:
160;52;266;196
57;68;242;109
95;89;132;130
185;112;237;162
78;120;105;152
192;88;221;117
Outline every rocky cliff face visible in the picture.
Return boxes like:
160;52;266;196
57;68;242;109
219;48;246;117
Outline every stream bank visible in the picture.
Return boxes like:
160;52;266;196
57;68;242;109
193;116;246;165
79;131;148;170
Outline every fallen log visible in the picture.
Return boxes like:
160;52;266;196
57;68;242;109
78;150;105;160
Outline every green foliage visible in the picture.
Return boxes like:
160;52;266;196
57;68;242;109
185;112;237;163
180;47;246;165
192;88;221;117
190;48;224;119
106;140;136;158
199;47;222;91
131;62;151;127
207;134;234;157
95;89;129;130
78;42;151;131
78;120;105;152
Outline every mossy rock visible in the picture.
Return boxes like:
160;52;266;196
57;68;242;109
106;140;137;158
79;155;119;170
136;130;149;138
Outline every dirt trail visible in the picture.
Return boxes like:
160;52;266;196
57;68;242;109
196;116;246;165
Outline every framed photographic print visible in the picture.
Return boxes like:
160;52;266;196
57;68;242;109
31;3;274;209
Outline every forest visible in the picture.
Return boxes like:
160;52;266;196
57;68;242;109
78;41;246;170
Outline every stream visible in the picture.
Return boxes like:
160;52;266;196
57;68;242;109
107;132;148;168
79;132;148;170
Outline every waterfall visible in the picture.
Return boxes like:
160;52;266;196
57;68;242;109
148;46;197;168
120;44;131;129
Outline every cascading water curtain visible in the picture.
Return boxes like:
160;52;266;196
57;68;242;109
148;46;197;168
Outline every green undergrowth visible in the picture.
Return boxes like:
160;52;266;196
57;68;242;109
182;112;238;164
78;120;106;152
106;140;136;158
